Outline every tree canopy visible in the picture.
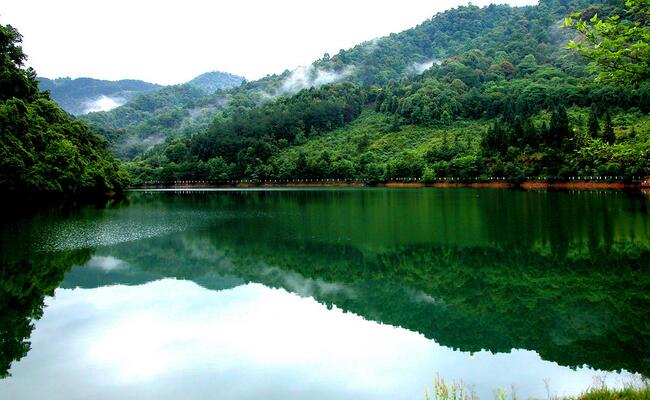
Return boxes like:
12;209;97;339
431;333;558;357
564;0;650;84
0;23;128;198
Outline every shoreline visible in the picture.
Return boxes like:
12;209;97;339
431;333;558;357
130;179;649;191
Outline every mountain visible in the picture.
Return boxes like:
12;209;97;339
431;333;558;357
187;71;244;93
1;0;647;195
37;77;161;115
80;71;245;158
84;0;605;160
82;84;209;158
121;0;649;183
39;71;244;118
312;0;593;85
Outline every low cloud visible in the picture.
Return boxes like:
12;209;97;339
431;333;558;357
180;105;219;129
280;65;354;94
408;59;442;75
86;256;128;272
114;132;165;158
83;95;126;114
259;263;356;299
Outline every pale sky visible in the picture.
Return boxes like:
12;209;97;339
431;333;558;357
1;0;537;85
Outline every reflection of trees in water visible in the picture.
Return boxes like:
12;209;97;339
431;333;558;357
3;232;648;379
224;240;650;377
94;224;650;377
2;190;648;378
124;189;650;253
0;249;93;378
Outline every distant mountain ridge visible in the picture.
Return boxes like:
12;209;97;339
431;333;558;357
39;70;245;116
37;77;161;115
79;71;244;158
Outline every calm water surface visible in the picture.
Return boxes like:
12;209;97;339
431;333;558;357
1;188;649;399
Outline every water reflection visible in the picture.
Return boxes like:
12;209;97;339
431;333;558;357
0;280;632;400
0;249;92;378
1;189;648;398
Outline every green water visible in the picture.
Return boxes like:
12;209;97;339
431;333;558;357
1;188;649;399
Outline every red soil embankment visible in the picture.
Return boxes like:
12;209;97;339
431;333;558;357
134;179;647;190
382;182;515;188
521;181;637;190
254;182;366;187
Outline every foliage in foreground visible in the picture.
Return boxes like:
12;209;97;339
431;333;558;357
425;375;650;400
564;0;650;84
575;386;650;400
0;24;128;197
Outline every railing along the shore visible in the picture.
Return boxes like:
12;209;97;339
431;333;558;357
133;175;649;188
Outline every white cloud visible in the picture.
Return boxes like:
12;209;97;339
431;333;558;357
280;65;354;94
85;256;128;272
82;95;126;114
1;280;637;400
409;59;442;74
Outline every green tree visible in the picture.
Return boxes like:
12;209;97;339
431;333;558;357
0;24;39;101
588;103;600;137
207;156;231;181
603;111;615;144
564;0;650;84
0;23;127;197
165;142;189;164
546;106;570;148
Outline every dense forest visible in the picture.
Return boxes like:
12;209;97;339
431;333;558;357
1;0;648;192
110;0;649;184
0;24;127;198
80;72;245;158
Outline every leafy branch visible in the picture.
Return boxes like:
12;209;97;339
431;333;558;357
563;0;650;85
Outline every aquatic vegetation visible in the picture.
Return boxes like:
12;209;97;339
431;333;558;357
426;376;650;400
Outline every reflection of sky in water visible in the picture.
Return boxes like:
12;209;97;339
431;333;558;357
85;256;128;272
1;280;636;400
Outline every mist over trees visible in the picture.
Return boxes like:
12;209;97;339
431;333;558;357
120;0;649;184
1;0;648;192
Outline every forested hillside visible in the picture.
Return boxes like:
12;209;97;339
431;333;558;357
0;24;127;198
81;72;244;158
81;84;210;158
86;0;611;160
37;77;161;115
122;0;649;184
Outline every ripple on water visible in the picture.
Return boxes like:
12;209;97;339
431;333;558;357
35;208;254;252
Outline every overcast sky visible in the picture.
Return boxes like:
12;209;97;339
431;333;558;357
1;0;537;85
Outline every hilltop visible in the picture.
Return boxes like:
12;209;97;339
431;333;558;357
187;71;245;93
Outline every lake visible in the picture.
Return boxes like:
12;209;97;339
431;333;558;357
1;188;648;400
